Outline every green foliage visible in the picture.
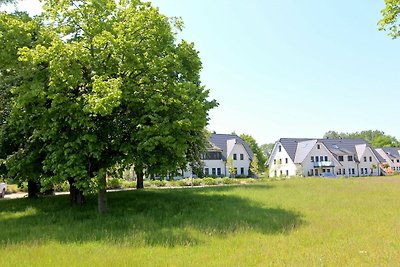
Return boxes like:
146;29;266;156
379;0;400;39
150;180;167;187
202;177;218;185
250;156;259;177
0;1;217;207
107;178;124;189
226;156;236;178
323;130;400;147
240;134;267;171
222;177;236;184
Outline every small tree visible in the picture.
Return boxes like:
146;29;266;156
227;156;236;178
250;156;259;178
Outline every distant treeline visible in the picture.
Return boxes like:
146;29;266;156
323;130;400;148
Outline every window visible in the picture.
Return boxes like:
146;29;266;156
310;169;314;176
338;169;342;175
365;168;367;174
327;169;331;173
233;154;237;160
202;152;222;160
343;169;346;175
241;167;245;175
315;169;319;175
320;156;324;162
274;159;276;164
338;156;344;162
279;159;282;164
397;159;400;163
274;170;277;177
205;168;209;176
348;156;353;161
317;144;321;149
352;168;355;175
240;154;244;160
364;157;367;162
369;156;372;162
278;145;282;152
361;168;364;175
324;156;328;162
280;170;283;176
286;170;289;176
234;167;237;175
348;168;351;175
217;168;221;176
285;158;288;164
315;156;319;162
311;156;314;162
212;168;216;176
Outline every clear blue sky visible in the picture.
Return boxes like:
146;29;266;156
3;0;399;145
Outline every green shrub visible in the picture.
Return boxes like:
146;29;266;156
54;182;69;192
215;178;223;184
143;180;151;188
6;184;20;194
192;179;202;186
202;178;217;186
222;177;235;184
122;180;136;189
151;180;166;187
107;178;124;189
177;179;189;187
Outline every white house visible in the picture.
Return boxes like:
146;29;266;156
375;147;400;174
183;133;254;178
267;138;384;178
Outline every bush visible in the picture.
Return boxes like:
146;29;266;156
202;178;217;186
107;178;124;189
122;180;136;189
192;179;202;186
222;177;235;184
54;182;69;192
6;184;20;194
151;180;166;187
143;180;151;188
177;179;189;187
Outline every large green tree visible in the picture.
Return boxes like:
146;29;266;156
0;0;216;213
379;0;400;38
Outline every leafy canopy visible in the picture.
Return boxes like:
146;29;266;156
0;0;217;193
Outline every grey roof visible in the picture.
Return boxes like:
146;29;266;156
279;138;385;163
377;147;400;159
278;138;314;162
209;133;254;160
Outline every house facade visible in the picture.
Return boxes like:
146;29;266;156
267;138;384;178
375;148;400;174
183;133;254;178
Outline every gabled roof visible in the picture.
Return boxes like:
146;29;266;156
278;138;385;163
320;138;384;163
209;133;254;160
376;147;400;159
278;138;314;162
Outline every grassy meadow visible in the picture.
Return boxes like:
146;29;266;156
1;176;400;266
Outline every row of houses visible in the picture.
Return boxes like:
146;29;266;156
267;138;400;178
183;134;400;179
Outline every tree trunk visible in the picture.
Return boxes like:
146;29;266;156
27;180;39;198
98;172;107;214
136;170;144;189
68;178;85;205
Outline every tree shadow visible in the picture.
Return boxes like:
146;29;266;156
0;185;304;247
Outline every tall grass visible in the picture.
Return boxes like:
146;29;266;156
1;176;400;266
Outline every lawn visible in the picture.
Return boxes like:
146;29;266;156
1;177;399;266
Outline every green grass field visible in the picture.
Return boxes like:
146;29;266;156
1;177;400;266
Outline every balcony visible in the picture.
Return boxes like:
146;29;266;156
314;161;334;167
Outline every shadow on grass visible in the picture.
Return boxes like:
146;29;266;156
0;185;304;247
